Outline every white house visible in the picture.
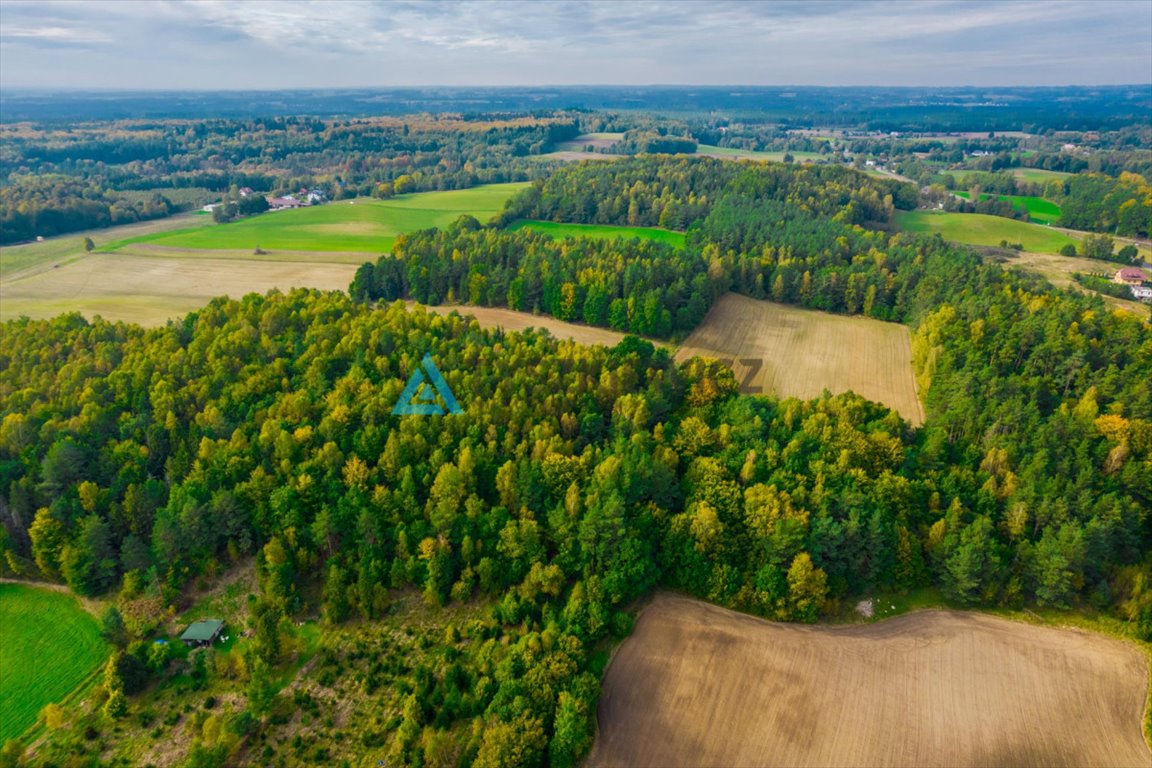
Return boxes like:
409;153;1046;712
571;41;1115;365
1131;285;1152;301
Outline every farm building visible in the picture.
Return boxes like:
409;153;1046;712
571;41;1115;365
1114;267;1146;285
1131;285;1152;301
267;196;304;210
179;619;224;648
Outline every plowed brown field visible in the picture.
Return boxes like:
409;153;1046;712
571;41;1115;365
590;594;1151;768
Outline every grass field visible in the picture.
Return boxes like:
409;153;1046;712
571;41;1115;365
896;210;1079;253
675;293;924;424
589;593;1151;768
100;184;529;254
1012;167;1074;183
696;144;824;162
0;584;107;742
941;168;1072;185
508;219;686;247
954;192;1062;224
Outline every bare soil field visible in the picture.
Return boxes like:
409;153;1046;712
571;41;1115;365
590;593;1151;768
0;253;357;326
409;302;669;349
676;294;924;424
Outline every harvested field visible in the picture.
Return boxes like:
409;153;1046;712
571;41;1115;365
408;302;668;349
590;593;1152;768
675;294;924;424
0;253;357;326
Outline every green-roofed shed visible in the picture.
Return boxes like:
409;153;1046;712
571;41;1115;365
180;619;224;648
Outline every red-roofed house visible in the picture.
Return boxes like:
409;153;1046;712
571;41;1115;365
1114;267;1147;285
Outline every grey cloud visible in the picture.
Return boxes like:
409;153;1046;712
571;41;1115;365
0;0;1147;89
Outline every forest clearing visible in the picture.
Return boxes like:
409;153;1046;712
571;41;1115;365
590;593;1151;768
675;293;924;424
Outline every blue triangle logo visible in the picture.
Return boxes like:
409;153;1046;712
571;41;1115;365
392;354;462;416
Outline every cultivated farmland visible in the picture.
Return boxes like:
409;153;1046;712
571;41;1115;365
508;219;686;247
675;294;924;424
0;584;107;742
0;253;357;325
589;593;1152;768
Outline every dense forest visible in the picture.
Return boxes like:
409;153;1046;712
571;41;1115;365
2;155;1150;765
0;115;580;244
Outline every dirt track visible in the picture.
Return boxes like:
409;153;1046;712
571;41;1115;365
590;594;1151;768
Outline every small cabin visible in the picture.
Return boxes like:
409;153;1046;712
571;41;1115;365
179;619;224;648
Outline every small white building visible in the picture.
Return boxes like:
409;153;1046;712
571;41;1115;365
1131;285;1152;301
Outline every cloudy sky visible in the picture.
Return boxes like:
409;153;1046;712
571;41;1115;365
1;0;1149;89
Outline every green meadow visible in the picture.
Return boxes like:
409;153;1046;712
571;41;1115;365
508;219;687;247
0;584;107;742
102;184;530;254
895;210;1078;253
941;167;1072;186
1011;167;1074;184
954;192;1062;224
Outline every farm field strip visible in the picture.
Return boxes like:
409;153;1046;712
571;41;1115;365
98;183;530;254
0;584;108;743
0;213;213;282
675;294;924;425
589;593;1152;768
408;302;670;349
695;145;824;162
553;132;624;152
0;253;358;326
